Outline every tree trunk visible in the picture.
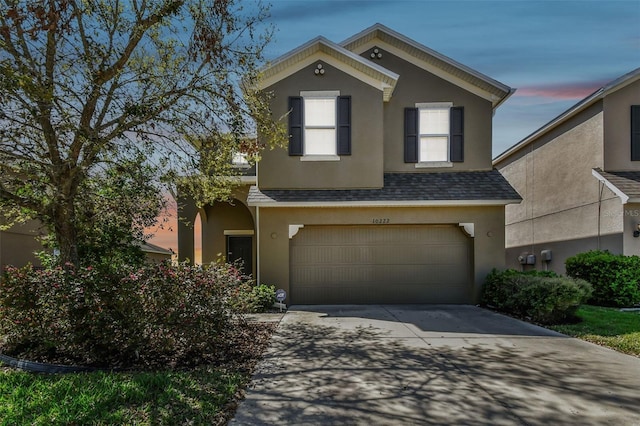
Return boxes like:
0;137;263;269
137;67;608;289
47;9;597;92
53;202;80;266
51;172;82;266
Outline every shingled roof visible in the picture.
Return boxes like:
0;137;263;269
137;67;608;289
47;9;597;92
592;168;640;203
248;170;521;206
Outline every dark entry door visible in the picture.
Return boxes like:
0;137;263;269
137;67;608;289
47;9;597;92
227;236;253;277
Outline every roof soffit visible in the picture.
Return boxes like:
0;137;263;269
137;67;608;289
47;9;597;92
341;25;513;107
258;37;399;101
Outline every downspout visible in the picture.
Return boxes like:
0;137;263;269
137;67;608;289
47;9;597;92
255;161;260;285
256;206;260;285
597;181;604;250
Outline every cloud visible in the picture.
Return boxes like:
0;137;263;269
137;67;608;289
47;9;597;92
515;80;607;100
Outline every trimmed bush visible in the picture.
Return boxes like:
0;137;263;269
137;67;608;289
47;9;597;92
0;262;248;368
565;251;640;307
249;284;276;312
481;269;592;324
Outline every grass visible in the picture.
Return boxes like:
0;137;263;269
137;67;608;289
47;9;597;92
549;305;640;357
0;366;246;425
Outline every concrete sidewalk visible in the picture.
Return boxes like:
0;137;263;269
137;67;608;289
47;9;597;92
231;305;640;425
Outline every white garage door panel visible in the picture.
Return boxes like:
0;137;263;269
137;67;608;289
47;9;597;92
290;225;472;304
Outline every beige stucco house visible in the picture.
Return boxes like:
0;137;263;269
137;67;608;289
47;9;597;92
178;24;520;304
0;220;44;271
494;68;640;273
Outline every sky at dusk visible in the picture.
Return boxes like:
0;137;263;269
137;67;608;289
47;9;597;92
148;0;640;252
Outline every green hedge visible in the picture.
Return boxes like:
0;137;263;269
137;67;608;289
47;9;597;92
0;262;249;368
565;250;640;307
481;269;592;324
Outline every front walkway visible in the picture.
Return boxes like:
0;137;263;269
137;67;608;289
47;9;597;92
231;305;640;425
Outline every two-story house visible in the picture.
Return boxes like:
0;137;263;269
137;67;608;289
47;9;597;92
178;24;520;304
494;68;640;273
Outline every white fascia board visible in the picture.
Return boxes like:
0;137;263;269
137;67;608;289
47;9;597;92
343;23;511;92
349;39;505;106
249;199;521;208
592;169;629;204
259;38;399;101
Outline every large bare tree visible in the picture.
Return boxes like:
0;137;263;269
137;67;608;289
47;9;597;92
0;0;280;265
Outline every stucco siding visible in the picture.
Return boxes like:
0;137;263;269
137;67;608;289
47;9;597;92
0;220;43;270
360;48;493;172
603;79;640;171
505;233;623;274
622;203;640;256
500;109;607;251
260;61;384;190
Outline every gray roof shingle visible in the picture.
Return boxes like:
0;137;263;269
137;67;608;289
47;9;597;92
594;169;640;201
248;170;521;205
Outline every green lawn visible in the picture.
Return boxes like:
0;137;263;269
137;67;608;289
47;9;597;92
549;305;640;357
0;366;245;425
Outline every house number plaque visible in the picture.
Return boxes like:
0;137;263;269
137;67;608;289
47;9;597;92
372;218;390;224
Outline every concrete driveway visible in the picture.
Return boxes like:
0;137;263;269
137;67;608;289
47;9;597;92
231;305;640;425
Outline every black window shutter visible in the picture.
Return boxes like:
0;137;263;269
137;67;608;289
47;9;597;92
288;96;303;156
404;107;418;163
337;96;351;155
632;105;640;161
450;106;464;162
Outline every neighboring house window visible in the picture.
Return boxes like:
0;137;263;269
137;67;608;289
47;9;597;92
232;152;249;167
288;91;351;157
632;105;640;161
404;103;464;164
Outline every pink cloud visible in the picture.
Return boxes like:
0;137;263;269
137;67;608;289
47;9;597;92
516;80;607;100
146;194;178;253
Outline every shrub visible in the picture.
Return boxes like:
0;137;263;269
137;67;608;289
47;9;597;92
0;262;247;368
228;283;276;313
565;251;640;307
250;284;276;312
481;269;592;324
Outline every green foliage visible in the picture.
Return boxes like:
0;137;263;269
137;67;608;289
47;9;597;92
482;269;593;324
549;305;640;356
227;282;275;313
565;250;640;307
0;0;282;265
0;365;247;425
0;262;249;368
249;284;276;313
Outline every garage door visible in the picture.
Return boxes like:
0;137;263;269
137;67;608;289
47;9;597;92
290;225;472;304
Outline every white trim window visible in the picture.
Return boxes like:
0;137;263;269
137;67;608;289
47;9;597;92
301;91;339;156
417;102;452;163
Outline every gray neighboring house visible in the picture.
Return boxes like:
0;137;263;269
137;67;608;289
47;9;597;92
179;23;520;305
494;68;640;273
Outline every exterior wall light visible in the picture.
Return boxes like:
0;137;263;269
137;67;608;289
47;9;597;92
634;223;640;238
314;63;325;76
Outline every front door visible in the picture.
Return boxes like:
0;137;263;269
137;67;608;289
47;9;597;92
227;236;253;277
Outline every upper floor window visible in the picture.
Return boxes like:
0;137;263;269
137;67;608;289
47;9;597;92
304;92;338;156
405;103;464;165
418;103;451;162
288;91;351;159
